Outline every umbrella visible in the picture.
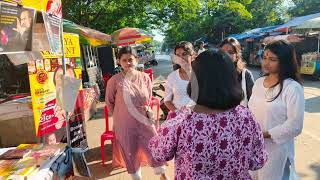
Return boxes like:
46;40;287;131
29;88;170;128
111;27;153;46
293;17;320;30
63;20;112;46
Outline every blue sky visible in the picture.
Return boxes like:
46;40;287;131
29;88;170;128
152;30;165;42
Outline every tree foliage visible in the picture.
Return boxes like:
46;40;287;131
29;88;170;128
62;0;301;48
162;0;286;47
289;0;320;17
62;0;200;34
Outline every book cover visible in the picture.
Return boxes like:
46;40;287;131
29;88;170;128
0;149;31;160
0;143;66;179
0;144;43;160
30;143;66;159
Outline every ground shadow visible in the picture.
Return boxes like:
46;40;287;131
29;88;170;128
310;162;320;180
83;145;127;179
305;96;320;113
85;145;112;163
88;106;105;121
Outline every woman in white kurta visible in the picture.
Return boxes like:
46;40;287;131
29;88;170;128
248;40;305;180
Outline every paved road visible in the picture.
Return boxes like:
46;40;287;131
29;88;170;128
85;54;320;179
151;54;320;180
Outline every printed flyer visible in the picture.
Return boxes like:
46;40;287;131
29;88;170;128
0;3;35;53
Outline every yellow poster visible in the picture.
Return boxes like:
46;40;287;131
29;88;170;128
1;0;62;18
28;57;82;138
21;0;47;11
64;33;81;58
301;62;316;75
301;54;317;75
40;33;81;58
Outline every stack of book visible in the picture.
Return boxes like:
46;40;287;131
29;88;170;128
0;143;66;180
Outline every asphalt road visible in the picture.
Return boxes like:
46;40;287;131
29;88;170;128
151;54;320;180
84;54;320;179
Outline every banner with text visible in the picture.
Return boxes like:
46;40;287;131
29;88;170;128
28;57;88;149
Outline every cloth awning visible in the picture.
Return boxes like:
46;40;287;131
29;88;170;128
275;12;320;31
63;20;112;47
229;26;280;40
293;17;320;30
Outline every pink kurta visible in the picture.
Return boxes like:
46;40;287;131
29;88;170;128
105;71;164;173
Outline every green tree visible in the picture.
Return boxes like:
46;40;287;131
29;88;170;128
289;0;320;17
245;0;283;28
62;0;287;48
62;0;200;34
163;0;288;47
163;0;254;46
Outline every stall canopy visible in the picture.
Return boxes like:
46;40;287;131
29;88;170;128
275;12;320;32
111;27;153;46
63;20;112;47
292;16;320;53
293;17;320;30
263;34;305;44
229;25;280;40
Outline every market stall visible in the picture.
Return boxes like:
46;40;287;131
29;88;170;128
63;20;113;112
0;0;90;179
292;17;320;80
229;25;281;66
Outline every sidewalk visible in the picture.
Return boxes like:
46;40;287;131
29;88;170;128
83;103;174;180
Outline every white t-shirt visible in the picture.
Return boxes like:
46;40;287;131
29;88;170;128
197;48;206;54
164;70;196;109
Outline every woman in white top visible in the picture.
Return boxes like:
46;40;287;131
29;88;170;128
164;41;196;118
220;37;254;107
248;40;305;180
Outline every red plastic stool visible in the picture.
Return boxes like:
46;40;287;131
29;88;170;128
100;106;114;166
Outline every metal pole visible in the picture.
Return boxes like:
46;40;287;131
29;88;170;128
318;33;320;53
60;20;71;146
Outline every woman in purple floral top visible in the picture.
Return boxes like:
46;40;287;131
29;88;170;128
149;49;268;180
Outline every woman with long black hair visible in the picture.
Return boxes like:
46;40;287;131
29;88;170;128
219;38;254;107
249;40;305;180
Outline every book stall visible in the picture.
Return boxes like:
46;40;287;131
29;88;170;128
0;0;91;179
63;20;113;120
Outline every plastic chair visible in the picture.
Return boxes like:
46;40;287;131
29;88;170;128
100;106;114;166
102;73;112;87
150;97;160;129
144;69;160;130
144;68;153;82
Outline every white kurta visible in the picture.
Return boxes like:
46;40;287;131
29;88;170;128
240;68;254;107
164;70;195;109
248;77;305;180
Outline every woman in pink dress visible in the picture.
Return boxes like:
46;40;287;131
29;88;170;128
149;49;268;180
105;46;168;180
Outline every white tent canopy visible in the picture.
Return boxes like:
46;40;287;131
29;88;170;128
293;17;320;30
